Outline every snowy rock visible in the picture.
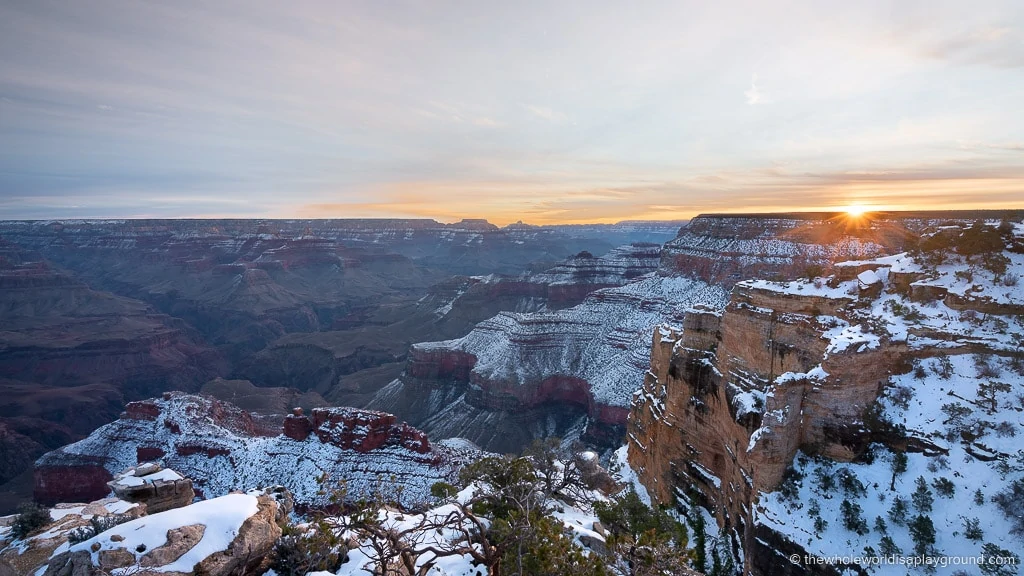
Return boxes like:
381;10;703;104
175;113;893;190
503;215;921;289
44;491;287;576
108;465;194;513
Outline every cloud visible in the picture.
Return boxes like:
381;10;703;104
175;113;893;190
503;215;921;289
473;117;503;128
744;74;762;105
1;1;1022;221
524;105;566;122
917;26;1024;68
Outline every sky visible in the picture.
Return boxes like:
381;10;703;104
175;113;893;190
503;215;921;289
1;0;1023;225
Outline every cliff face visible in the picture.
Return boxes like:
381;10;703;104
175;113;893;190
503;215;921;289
371;276;730;453
659;214;914;284
373;214;923;455
35;393;483;508
628;220;1024;575
0;241;225;492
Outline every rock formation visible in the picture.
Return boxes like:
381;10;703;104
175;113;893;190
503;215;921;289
107;463;195;513
628;218;1024;574
35;393;484;508
43;489;289;576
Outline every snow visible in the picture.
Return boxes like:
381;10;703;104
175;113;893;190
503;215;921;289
823;323;880;354
857;270;881;286
739;278;858;300
48;506;86;521
611;445;651;505
66;494;259;574
41;394;482;509
757;353;1024;574
410;275;729;409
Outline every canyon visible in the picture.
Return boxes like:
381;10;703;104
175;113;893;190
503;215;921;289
5;211;1024;575
0;218;678;509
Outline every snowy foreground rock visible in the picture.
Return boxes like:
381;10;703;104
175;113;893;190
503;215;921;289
43;488;290;576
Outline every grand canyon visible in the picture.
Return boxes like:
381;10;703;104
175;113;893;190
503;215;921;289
0;212;1021;575
3;2;1023;574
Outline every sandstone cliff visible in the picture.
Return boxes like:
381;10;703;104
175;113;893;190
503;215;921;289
628;218;1024;574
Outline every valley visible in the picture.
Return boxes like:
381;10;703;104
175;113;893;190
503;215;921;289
1;211;1022;575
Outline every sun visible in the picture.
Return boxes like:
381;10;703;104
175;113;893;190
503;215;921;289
844;204;870;217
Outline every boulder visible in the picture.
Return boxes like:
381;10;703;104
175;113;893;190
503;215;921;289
0;498;143;576
139;524;205;567
107;464;195;513
43;490;290;576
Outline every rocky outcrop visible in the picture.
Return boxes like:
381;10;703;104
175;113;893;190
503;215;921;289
627;226;1024;575
280;406;434;454
43;491;288;576
108;463;195;513
35;393;483;508
0;497;145;575
659;213;912;283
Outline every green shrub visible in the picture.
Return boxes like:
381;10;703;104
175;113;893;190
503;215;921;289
11;502;50;540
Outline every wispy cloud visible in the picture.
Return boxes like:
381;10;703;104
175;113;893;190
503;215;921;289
0;1;1021;221
744;74;762;105
524;105;567;122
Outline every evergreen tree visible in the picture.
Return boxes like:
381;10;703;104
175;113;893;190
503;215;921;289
888;495;909;527
964;517;983;541
889;451;908;491
873;516;887;534
973;489;985;506
912;476;934;513
879;535;900;556
840;499;869;535
909;514;936;557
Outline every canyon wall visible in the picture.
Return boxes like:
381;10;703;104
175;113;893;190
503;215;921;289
628;224;1024;575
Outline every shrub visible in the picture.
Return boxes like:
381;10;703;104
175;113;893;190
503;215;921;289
932;477;955;498
840;499;869;535
67;513;134;545
270;522;344;576
964;517;983;541
11;502;50;540
974;489;985;506
975;355;1002;379
926;456;949;473
994;421;1017;437
991;479;1024;537
956;222;1005;257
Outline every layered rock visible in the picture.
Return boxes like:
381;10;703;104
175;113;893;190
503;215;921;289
0;243;225;500
658;213;909;284
373;276;730;452
35;393;483;508
108;463;195;513
627;219;1024;575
